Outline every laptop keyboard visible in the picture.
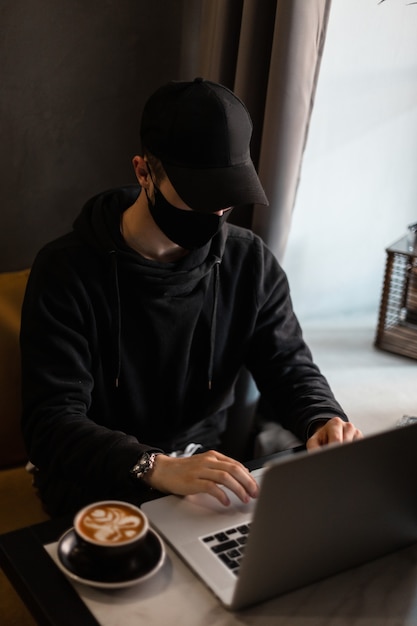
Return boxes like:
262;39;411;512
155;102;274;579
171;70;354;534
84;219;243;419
200;523;251;576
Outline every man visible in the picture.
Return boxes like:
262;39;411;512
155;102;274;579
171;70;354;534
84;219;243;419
20;78;361;517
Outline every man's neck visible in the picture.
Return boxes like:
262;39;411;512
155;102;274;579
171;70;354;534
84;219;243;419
121;191;188;263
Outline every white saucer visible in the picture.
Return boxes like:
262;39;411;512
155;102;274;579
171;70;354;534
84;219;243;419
56;527;165;589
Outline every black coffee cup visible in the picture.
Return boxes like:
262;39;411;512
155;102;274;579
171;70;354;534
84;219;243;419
73;500;149;561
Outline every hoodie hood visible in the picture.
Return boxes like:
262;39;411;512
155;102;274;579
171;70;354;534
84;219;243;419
73;185;226;388
73;185;226;297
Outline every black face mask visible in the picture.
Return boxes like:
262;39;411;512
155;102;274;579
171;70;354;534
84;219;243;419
146;186;230;250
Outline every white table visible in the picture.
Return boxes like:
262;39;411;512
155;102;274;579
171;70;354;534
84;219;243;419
44;537;417;626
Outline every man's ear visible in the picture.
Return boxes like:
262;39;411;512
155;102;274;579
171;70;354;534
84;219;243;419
132;155;150;186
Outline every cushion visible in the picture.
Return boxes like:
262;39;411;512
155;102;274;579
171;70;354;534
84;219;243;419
0;465;49;533
0;269;30;468
0;466;49;623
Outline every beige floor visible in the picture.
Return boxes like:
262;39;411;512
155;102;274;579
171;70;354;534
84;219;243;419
302;313;417;437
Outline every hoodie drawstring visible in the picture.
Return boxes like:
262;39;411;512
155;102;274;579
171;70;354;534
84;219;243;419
109;250;122;387
208;261;220;390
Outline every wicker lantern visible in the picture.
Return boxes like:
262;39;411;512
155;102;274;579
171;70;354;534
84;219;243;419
375;224;417;359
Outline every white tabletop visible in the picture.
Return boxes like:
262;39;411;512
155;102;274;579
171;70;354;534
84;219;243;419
45;538;417;626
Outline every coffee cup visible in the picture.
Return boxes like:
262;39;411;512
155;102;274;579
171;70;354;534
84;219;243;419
74;500;149;561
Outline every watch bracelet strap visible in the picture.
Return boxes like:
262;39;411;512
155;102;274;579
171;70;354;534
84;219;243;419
129;450;163;480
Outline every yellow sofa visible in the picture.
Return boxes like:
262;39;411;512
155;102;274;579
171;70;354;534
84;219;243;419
0;268;49;532
0;269;50;626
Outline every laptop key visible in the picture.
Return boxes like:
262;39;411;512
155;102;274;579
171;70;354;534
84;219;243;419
211;539;238;554
237;524;250;534
218;552;239;570
227;548;241;559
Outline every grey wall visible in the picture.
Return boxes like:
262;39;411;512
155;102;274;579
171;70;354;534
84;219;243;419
1;0;199;271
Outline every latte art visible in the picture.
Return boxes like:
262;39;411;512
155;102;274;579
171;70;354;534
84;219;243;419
77;503;145;545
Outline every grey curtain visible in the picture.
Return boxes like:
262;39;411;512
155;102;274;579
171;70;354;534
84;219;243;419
195;0;332;262
189;0;333;457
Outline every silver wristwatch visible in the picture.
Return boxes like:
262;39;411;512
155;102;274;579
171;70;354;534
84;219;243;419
129;451;159;480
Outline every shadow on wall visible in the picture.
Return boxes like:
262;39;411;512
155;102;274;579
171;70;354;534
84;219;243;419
1;0;199;272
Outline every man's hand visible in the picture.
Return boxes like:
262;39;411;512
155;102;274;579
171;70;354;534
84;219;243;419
306;416;363;451
143;450;259;507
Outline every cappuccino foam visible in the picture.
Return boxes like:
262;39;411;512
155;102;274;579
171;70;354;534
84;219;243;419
77;503;145;545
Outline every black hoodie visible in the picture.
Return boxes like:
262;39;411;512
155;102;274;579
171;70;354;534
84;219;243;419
20;186;347;515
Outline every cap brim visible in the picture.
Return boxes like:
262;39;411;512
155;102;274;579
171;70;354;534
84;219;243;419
163;159;269;212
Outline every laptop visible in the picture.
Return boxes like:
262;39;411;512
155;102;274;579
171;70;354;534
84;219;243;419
142;421;417;610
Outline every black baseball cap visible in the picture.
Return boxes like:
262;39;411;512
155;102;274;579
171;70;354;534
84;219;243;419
140;78;268;212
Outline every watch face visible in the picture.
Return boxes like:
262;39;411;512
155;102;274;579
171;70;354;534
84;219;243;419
141;453;151;466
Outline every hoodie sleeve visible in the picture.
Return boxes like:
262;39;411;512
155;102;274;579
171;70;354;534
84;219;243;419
20;243;158;515
245;237;348;442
